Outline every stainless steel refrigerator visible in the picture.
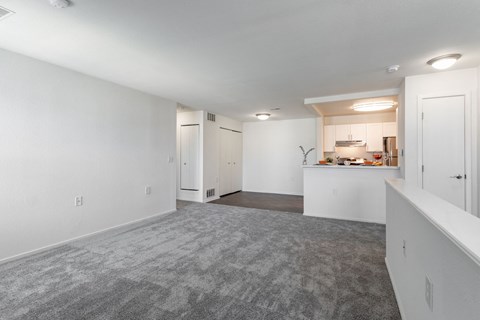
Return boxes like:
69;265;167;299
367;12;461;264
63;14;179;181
383;137;398;166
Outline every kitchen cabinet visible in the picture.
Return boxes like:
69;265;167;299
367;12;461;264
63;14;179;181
382;122;397;137
180;124;200;190
335;124;366;141
350;124;366;140
219;128;242;196
366;123;383;152
324;125;336;152
335;125;350;141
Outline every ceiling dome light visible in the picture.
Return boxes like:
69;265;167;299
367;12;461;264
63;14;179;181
256;113;271;120
386;65;400;73
427;54;461;70
49;0;70;9
353;101;394;112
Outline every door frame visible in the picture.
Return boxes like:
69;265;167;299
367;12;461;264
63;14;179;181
417;91;477;215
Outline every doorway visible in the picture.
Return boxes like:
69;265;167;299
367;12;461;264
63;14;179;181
419;94;469;211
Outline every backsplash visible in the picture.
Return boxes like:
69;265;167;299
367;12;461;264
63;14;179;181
324;146;379;161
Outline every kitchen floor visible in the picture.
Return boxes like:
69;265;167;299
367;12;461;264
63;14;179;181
210;191;303;213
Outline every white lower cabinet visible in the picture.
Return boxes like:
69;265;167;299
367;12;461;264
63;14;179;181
219;128;242;196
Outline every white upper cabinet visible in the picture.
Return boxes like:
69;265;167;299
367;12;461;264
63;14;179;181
325;122;395;152
382;122;397;137
324;125;336;152
335;124;366;141
350;124;366;140
335;125;350;141
366;123;383;152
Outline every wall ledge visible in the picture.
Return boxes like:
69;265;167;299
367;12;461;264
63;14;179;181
385;178;480;266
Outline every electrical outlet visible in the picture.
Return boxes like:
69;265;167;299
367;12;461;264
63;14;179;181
145;186;151;195
403;240;406;257
425;276;434;311
74;196;83;207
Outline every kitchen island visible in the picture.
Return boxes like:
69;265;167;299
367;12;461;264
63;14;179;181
303;165;400;224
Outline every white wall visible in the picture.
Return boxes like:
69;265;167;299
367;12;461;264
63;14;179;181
0;49;177;262
323;111;396;125
404;68;478;216
386;180;480;320
315;117;324;162
243;118;316;195
304;167;400;224
202;113;242;202
176;111;242;202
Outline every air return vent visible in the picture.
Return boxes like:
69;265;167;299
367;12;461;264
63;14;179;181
0;6;14;21
206;188;215;198
207;112;216;122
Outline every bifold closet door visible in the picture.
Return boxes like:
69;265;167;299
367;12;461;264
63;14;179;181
231;131;242;192
219;129;242;196
180;125;200;190
219;128;232;196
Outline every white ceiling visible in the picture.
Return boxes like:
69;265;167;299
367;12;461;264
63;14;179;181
0;0;479;121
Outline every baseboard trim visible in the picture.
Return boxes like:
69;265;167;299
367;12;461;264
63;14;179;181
0;208;176;265
385;257;407;320
204;196;220;203
241;189;303;196
303;212;385;225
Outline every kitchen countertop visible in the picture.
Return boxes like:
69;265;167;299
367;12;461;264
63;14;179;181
303;165;400;170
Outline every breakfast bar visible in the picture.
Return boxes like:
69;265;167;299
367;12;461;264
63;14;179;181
303;165;401;224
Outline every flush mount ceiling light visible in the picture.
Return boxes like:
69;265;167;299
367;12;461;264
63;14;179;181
352;101;394;112
386;65;400;73
49;0;70;9
256;113;271;120
427;54;461;70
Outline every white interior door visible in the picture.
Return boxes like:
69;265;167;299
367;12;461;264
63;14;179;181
180;125;200;190
422;95;465;210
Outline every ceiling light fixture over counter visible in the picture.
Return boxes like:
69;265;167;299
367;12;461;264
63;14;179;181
352;101;394;112
427;53;461;70
256;113;270;120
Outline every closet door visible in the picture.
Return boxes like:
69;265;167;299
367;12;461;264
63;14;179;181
231;131;243;192
180;125;200;190
219;128;232;196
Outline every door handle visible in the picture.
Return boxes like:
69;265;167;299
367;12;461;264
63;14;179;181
449;174;463;179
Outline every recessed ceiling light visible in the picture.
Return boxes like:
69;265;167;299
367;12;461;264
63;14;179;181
427;54;461;70
353;101;394;112
386;65;400;73
256;113;271;120
49;0;70;9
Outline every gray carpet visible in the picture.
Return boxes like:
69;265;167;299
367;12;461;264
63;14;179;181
0;202;400;320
